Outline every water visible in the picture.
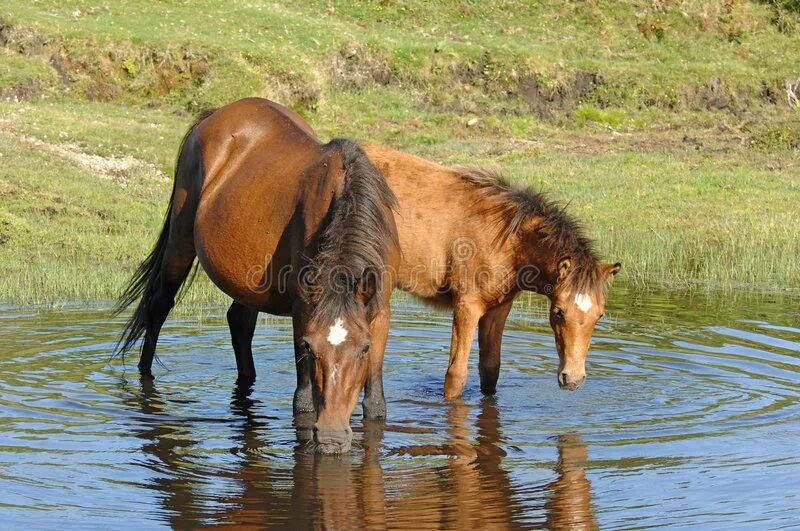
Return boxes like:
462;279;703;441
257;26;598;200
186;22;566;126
1;286;799;529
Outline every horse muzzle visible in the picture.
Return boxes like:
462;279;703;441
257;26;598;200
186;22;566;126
313;426;353;454
558;371;586;391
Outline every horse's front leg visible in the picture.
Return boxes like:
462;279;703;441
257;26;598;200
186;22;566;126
363;307;390;419
292;307;314;413
444;298;484;399
477;299;514;394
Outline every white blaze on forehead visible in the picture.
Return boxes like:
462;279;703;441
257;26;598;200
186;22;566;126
574;293;593;313
327;318;348;346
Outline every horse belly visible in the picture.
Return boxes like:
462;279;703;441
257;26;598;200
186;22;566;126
394;214;450;299
194;182;296;314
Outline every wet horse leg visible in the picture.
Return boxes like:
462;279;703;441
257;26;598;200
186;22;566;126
292;307;314;413
138;243;196;377
444;297;484;399
477;299;514;394
363;307;390;419
226;301;259;383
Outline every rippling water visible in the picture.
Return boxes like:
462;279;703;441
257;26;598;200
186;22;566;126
1;286;799;529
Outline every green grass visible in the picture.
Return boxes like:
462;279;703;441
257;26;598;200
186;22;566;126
0;1;799;303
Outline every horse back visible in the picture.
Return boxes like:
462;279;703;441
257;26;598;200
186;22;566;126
362;144;518;307
192;98;337;312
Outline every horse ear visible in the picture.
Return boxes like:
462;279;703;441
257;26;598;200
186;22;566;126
602;262;622;280
356;267;379;305
557;258;572;281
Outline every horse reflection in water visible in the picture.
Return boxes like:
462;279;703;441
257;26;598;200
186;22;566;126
124;381;598;528
546;434;598;530
123;378;206;528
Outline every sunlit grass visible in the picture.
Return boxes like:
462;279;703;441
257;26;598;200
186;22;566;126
0;1;798;303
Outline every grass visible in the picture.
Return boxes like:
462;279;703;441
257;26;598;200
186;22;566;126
0;1;799;303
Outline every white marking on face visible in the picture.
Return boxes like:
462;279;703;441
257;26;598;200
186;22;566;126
327;318;348;346
574;293;593;313
329;363;339;386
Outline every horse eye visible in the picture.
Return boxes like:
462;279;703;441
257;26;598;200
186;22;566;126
552;307;564;320
359;344;370;359
302;340;313;354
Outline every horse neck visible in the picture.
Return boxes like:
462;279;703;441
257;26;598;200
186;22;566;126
514;222;562;295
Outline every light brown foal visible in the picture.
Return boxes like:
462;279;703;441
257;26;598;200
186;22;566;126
363;145;620;398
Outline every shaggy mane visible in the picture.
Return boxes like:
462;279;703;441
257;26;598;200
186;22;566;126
306;139;398;322
456;166;608;298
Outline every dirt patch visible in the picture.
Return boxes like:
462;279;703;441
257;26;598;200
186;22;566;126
1;19;210;103
0;79;45;101
40;206;61;218
689;77;748;113
0;219;9;246
328;43;394;89
18;134;169;187
48;53;74;85
518;70;604;119
257;69;320;114
71;46;210;102
0;20;48;56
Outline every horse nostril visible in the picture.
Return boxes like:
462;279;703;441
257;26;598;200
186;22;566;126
559;372;569;386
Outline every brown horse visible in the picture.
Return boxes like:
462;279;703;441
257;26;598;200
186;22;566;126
115;98;399;453
361;145;621;398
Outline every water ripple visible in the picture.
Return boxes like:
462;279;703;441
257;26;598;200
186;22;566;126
0;289;798;528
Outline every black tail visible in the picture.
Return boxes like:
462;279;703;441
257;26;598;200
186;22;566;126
113;109;214;358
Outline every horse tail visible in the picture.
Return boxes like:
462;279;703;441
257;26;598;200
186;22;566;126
113;109;215;358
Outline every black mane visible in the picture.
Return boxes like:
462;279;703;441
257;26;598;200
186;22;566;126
306;139;398;322
457;166;606;296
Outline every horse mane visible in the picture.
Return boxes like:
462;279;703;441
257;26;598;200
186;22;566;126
455;166;608;298
306;139;398;322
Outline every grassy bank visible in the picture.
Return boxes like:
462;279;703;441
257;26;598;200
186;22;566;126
1;1;799;303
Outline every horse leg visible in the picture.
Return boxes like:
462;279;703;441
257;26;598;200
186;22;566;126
138;242;196;377
125;121;202;377
443;298;484;399
477;299;514;395
292;307;314;413
226;301;259;383
362;307;390;419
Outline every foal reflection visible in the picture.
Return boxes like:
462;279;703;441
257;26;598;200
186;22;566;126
545;434;598;530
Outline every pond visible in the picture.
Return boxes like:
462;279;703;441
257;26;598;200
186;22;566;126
1;285;799;528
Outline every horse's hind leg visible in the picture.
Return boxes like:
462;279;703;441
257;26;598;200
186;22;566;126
226;301;258;383
138;239;196;377
477;299;514;394
137;173;198;376
121;118;205;376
